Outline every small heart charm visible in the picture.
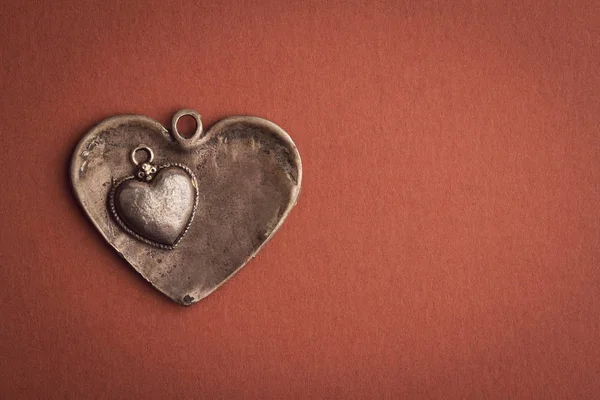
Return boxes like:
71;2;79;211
109;159;198;249
71;109;302;305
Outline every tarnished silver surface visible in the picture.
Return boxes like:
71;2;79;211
71;109;302;305
110;163;198;249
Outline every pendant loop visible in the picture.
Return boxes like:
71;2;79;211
130;145;154;166
171;109;203;148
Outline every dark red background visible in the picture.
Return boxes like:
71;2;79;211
1;1;599;398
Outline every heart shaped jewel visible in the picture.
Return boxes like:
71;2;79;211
71;109;302;305
110;160;198;249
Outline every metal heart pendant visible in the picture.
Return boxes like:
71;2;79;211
110;157;198;249
71;109;302;305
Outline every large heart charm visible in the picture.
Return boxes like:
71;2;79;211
71;109;302;305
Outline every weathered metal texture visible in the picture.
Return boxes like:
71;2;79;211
109;163;199;249
71;109;302;305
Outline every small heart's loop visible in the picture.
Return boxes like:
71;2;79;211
171;109;203;149
130;145;154;166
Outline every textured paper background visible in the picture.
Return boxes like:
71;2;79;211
1;1;599;398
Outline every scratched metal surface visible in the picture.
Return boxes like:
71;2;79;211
71;112;302;305
113;166;198;246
